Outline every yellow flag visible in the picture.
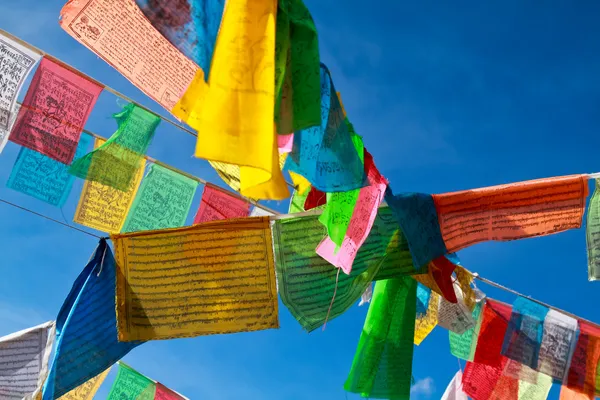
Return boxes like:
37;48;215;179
73;138;145;233
414;291;439;345
111;217;279;341
289;171;311;195
173;0;288;200
58;368;111;400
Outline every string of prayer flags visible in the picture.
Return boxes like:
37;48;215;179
385;189;447;270
42;239;143;400
7;132;91;207
286;65;365;193
316;130;364;245
432;175;589;253
122;164;198;232
174;0;289;201
563;321;600;399
10;57;102;164
344;277;417;399
59;0;197;110
414;290;440;345
73;137;145;233
0;321;55;400
317;150;388;274
194;185;251;224
135;0;224;78
537;309;578;382
274;0;321;134
586;179;600;280
501;297;549;369
69;103;159;191
111;217;279;341
107;363;155;400
273;208;416;331
437;283;476;334
441;371;468;400
58;367;110;400
0;33;41;154
449;302;483;360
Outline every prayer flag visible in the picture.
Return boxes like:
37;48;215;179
194;185;251;224
274;0;321;133
60;0;197;110
122;164;198;233
111;217;279;341
173;0;288;200
414;290;439;345
586;179;600;280
273;208;416;331
107;363;155;400
73;138;145;233
135;0;224;78
449;302;483;360
437;283;475;334
10;57;102;164
285;65;365;192
385;189;447;270
316;150;388;274
433;175;589;253
416;283;432;316
0;321;55;400
441;371;468;400
250;207;274;217
0;33;41;154
344;277;417;399
7;132;91;207
42;239;143;400
58;367;110;400
69;103;160;192
563;321;600;399
473;300;512;368
537;310;578;382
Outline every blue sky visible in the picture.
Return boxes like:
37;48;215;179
1;0;600;399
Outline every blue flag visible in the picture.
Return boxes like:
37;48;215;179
42;239;143;399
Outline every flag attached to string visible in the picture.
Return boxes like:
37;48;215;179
194;185;251;224
173;0;288;201
135;0;224;79
59;0;197;110
10;57;102;164
249;206;274;217
42;239;143;400
472;300;512;368
7;129;91;207
73;138;145;233
0;33;41;154
586;179;600;280
449;302;483;361
501;297;548;370
344;277;417;399
0;321;55;400
274;0;321;134
58;367;110;400
414;290;440;345
122;164;198;233
433;175;589;253
316;150;388;274
437;283;475;334
441;371;468;400
107;363;155;400
537;309;578;383
385;190;447;270
273;208;416;331
563;321;600;399
285;65;365;193
111;217;279;341
69;103;160;192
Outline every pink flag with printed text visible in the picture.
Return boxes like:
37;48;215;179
194;185;251;224
316;150;388;274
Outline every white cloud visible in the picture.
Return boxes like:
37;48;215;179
411;377;435;398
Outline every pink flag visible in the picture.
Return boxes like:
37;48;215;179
194;185;251;224
316;151;387;274
155;383;186;400
10;57;102;164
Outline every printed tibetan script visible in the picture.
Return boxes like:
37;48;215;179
111;217;279;341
